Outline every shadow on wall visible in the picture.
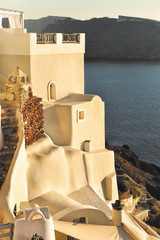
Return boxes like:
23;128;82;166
80;141;85;151
82;154;89;183
101;176;112;201
44;105;72;146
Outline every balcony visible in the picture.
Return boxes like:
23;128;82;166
37;33;80;44
37;33;56;44
62;34;80;43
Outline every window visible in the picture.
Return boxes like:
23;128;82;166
73;217;88;224
77;109;86;122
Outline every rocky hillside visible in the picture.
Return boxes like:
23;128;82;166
37;16;160;60
106;144;160;200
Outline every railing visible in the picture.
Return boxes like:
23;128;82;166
62;34;80;43
37;33;56;44
0;223;14;239
37;33;80;44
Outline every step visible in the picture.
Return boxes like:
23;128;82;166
1;108;17;118
1;117;18;127
2;126;18;135
0;152;14;161
0;164;10;173
2;124;18;129
4;134;19;143
0;101;19;188
0;99;18;108
0;145;17;152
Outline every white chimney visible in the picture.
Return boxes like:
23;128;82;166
112;200;124;226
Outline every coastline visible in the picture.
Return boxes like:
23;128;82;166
85;57;160;62
106;143;160;200
107;143;160;234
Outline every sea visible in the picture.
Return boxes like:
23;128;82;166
85;60;160;167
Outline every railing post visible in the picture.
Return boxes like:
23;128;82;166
56;33;62;45
21;12;24;29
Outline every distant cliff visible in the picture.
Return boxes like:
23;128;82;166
25;16;160;60
24;16;75;33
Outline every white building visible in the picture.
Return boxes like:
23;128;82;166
0;9;159;240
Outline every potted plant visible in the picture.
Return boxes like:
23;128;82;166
31;233;44;240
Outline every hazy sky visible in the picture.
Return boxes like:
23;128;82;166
1;0;160;21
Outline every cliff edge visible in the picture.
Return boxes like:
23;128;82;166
106;144;160;200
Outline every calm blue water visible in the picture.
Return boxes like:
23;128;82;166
85;61;160;166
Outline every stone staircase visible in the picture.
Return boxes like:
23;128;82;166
0;100;19;189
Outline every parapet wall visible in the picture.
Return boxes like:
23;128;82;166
0;29;85;56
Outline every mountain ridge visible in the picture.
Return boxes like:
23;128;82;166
24;15;160;60
24;16;76;33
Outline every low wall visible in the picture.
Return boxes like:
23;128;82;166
133;215;160;238
135;210;149;221
84;149;118;201
121;196;140;213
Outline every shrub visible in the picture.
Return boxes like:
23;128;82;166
118;180;130;192
153;214;160;228
31;233;44;240
122;145;130;150
130;187;142;199
151;205;160;215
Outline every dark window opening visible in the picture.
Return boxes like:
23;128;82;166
2;18;10;28
13;204;17;216
67;236;79;240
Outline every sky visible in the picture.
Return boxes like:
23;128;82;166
1;0;160;21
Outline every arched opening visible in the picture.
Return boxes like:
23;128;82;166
48;81;57;100
2;17;10;28
31;213;44;221
13;204;17;216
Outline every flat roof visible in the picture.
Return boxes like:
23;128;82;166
55;94;98;106
0;8;24;13
54;220;134;240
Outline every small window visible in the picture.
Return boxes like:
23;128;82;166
78;109;85;122
73;217;88;224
